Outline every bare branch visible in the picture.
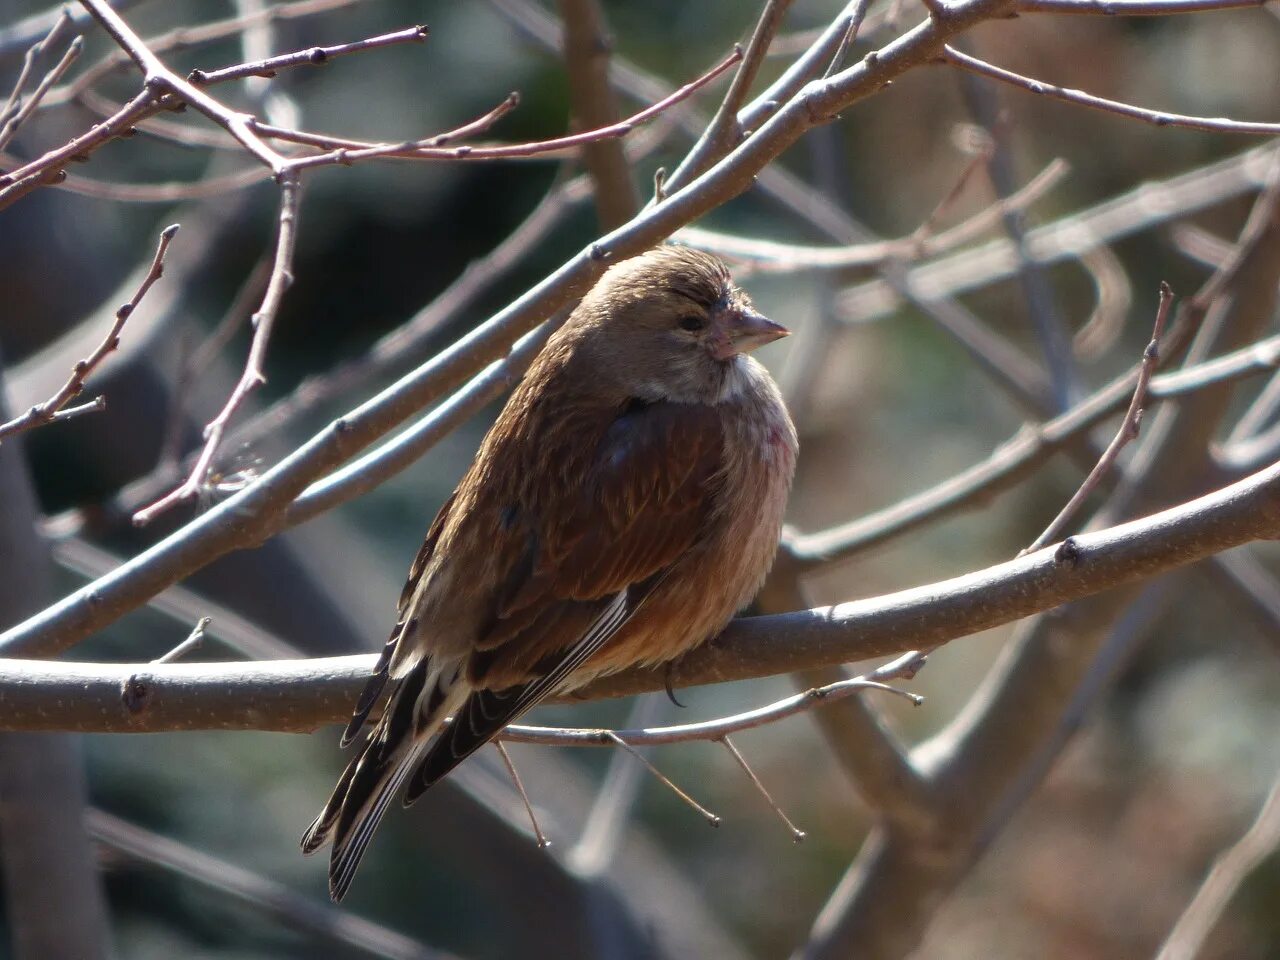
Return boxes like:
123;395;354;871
277;49;741;173
1020;0;1265;13
133;177;301;524
791;327;1280;565
152;617;210;664
942;45;1280;136
494;742;550;848
0;34;81;151
79;0;289;173
0;87;157;211
1155;772;1280;960
663;0;796;192
716;736;806;842
0;224;179;444
7;457;1280;732
1021;281;1174;554
601;731;721;826
187;24;429;86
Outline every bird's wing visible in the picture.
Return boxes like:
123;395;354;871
402;397;726;801
340;489;459;747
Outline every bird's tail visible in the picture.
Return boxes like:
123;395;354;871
300;657;467;902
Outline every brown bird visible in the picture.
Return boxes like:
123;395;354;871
302;244;797;901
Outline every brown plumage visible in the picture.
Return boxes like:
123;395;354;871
302;245;798;900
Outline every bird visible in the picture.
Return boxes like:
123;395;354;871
301;244;798;901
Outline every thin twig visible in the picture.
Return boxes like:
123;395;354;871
133;177;301;524
278;49;741;173
716;736;806;842
1020;0;1263;13
942;45;1280;136
793;293;1280;567
0;224;179;444
188;24;428;86
1020;281;1174;555
0;87;158;210
0;9;71;124
678;157;1069;272
153;617;211;663
664;0;795;193
46;0;370;107
494;741;550;848
1154;770;1280;960
601;731;721;826
0;34;81;151
78;0;289;174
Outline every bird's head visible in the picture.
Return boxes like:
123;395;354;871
568;245;789;404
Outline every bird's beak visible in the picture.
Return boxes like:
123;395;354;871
710;307;789;360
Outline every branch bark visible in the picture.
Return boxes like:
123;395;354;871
4;454;1280;734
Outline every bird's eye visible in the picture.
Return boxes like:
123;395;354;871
678;315;706;332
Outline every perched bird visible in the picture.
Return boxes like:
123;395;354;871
302;244;798;901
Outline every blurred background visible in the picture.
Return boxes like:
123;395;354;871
3;0;1280;957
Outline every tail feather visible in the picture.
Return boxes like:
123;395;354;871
300;750;359;856
327;737;427;901
301;657;468;901
403;685;525;805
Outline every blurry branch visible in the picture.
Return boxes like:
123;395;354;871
795;144;1280;960
268;55;737;169
186;24;429;87
1154;773;1280;960
788;326;1280;564
44;0;364;106
1172;222;1238;270
663;0;796;192
7;457;1280;732
0;224;178;444
50;537;302;659
1073;243;1132;360
677;157;1068;271
954;46;1077;410
1018;0;1265;13
132;178;300;523
0;160;268;202
0;367;112;960
0;0;129;58
0;32;80;151
0;0;1025;658
1021;282;1173;555
557;0;637;229
0;9;71;121
942;45;1280;136
88;810;461;960
837;143;1274;322
1208;549;1280;656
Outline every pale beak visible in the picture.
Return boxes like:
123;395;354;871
710;307;790;360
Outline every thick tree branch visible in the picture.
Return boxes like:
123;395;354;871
4;456;1280;734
